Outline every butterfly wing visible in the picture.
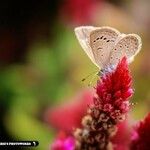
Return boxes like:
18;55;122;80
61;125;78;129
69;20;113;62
74;26;98;67
109;34;142;66
90;27;120;68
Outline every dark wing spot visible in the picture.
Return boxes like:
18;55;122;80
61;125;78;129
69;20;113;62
100;36;103;39
97;47;102;50
106;40;110;42
96;37;100;40
103;38;107;40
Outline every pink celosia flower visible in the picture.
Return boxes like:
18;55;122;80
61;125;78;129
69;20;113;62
44;89;94;133
74;57;134;149
130;113;150;150
51;131;75;150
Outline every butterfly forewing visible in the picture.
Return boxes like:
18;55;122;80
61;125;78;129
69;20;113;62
90;27;120;68
74;26;98;66
109;34;142;65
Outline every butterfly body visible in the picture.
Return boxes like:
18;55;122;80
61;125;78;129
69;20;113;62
75;26;142;70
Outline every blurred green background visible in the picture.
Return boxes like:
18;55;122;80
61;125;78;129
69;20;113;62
0;0;149;149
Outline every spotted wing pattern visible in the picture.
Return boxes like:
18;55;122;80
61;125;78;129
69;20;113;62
90;27;120;68
109;34;142;66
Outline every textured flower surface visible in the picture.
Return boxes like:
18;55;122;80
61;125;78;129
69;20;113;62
130;113;150;150
96;57;133;116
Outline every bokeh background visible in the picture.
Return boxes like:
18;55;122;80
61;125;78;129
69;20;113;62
0;0;149;149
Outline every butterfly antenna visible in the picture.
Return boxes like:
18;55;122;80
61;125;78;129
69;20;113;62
81;70;98;82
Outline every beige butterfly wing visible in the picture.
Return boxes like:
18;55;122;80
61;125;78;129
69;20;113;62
90;27;120;68
75;26;120;69
74;26;98;67
109;34;142;66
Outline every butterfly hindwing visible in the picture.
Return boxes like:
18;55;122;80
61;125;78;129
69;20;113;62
109;34;142;65
90;27;120;68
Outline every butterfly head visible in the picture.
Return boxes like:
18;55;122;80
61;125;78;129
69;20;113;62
100;64;116;76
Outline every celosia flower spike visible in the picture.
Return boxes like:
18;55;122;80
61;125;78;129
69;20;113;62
96;57;133;117
74;57;134;149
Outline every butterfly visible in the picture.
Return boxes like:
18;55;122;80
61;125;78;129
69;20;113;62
74;26;142;69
